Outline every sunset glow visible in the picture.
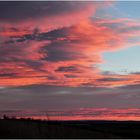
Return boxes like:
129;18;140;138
0;1;140;121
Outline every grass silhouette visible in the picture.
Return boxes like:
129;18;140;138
0;115;140;138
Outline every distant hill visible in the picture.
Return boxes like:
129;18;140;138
0;118;140;138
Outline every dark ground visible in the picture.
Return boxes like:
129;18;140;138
0;118;140;138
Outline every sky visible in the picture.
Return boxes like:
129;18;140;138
0;1;140;121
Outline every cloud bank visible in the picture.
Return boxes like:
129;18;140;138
1;2;140;88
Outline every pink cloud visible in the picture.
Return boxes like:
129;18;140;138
1;2;140;88
6;108;140;121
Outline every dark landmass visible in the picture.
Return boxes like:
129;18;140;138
0;118;140;138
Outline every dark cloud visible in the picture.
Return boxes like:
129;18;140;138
120;84;140;90
5;26;76;67
55;66;78;72
42;41;82;62
0;1;95;22
0;45;26;62
0;84;140;112
10;27;71;42
64;74;78;78
131;72;140;75
0;73;17;77
97;77;128;82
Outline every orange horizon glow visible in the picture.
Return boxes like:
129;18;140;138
3;108;140;121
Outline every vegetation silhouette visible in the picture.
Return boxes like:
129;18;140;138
0;114;140;138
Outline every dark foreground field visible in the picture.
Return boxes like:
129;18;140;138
0;118;140;138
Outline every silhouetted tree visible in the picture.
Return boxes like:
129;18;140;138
3;114;9;120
